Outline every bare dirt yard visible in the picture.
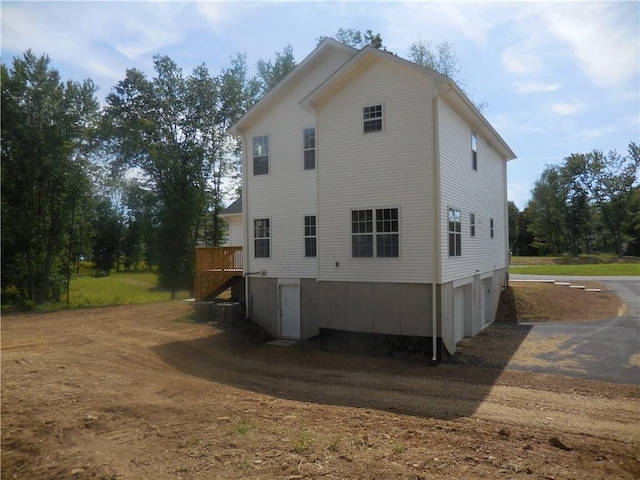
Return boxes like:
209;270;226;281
2;296;639;480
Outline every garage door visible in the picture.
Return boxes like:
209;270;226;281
454;286;465;342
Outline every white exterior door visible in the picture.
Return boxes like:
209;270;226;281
454;286;465;342
280;284;300;339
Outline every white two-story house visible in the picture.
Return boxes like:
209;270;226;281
228;38;516;358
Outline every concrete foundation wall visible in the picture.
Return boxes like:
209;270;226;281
318;282;434;337
300;278;320;339
248;269;507;354
248;277;278;337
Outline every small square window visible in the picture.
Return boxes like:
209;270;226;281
363;105;383;133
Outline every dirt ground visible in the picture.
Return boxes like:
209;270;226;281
2;301;639;480
498;281;624;323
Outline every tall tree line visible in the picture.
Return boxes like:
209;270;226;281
509;143;640;257
1;47;296;306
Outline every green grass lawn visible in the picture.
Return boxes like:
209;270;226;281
509;254;639;276
510;254;639;266
49;272;190;309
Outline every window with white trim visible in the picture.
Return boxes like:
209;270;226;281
303;128;315;170
351;208;399;258
490;218;494;239
470;213;476;237
253;135;269;175
304;216;317;257
375;208;399;257
254;218;270;257
448;208;462;257
472;131;478;171
363;105;383;133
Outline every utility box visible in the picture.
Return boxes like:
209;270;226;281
216;301;242;324
194;301;214;322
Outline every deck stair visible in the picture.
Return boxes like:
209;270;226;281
194;246;243;301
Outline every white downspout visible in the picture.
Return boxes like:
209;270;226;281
431;95;441;362
241;137;251;320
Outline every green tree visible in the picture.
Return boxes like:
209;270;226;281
528;165;567;255
507;201;520;253
622;186;640;256
514;205;537;256
318;28;387;50
91;197;122;276
122;179;160;270
584;146;639;256
256;44;297;95
408;40;460;80
102;55;250;297
561;153;592;256
1;50;99;305
408;39;487;112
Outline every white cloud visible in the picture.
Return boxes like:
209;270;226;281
513;82;560;94
551;103;583;116
379;2;515;51
502;3;639;88
501;44;543;75
537;3;639;88
578;126;617;140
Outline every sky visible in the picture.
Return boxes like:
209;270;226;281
2;1;639;209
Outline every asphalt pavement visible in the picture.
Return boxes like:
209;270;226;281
506;275;640;384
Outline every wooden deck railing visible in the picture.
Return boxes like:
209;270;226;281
194;246;243;301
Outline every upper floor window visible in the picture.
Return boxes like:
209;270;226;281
470;213;476;237
448;208;461;257
490;218;494;238
304;215;317;257
254;218;270;257
363;105;383;133
471;131;478;171
303;128;315;170
253;135;269;175
351;208;399;258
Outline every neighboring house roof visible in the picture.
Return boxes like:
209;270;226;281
220;196;242;217
228;38;358;136
299;45;516;161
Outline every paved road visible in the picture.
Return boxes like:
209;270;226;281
506;275;640;384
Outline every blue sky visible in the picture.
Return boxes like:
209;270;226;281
2;1;639;209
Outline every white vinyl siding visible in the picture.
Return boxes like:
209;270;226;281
222;215;243;246
438;98;507;283
244;46;354;277
316;56;436;283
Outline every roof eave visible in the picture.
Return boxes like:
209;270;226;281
437;81;516;161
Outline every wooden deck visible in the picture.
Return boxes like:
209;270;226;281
194;246;243;301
